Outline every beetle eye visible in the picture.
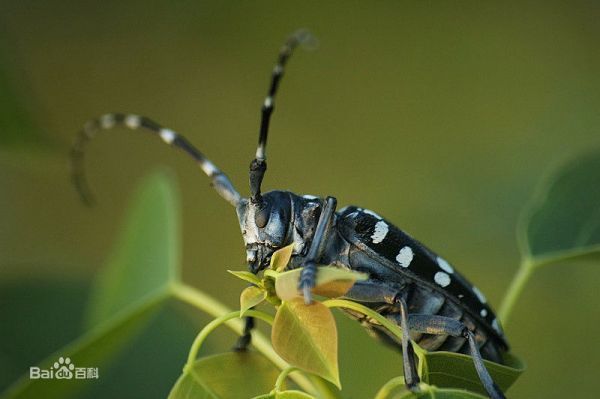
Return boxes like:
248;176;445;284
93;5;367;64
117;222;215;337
254;203;271;228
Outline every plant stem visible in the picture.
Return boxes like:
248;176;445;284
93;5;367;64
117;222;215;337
498;259;534;326
274;366;301;392
185;309;274;368
171;282;315;393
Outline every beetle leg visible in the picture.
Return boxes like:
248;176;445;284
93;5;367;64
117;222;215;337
344;281;504;398
232;315;255;352
343;279;399;303
394;296;421;391
388;313;505;399
466;329;505;399
343;281;420;390
298;196;337;304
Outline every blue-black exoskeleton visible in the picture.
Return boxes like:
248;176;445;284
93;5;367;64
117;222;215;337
71;30;508;399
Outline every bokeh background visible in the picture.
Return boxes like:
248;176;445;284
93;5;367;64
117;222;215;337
1;1;600;398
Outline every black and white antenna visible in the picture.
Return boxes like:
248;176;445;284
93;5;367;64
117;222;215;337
249;29;316;204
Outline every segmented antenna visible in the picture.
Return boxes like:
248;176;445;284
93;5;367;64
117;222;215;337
249;29;317;203
70;113;241;206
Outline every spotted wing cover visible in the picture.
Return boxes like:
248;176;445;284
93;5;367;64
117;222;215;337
337;206;505;340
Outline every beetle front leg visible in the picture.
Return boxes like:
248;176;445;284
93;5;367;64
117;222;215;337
298;196;337;304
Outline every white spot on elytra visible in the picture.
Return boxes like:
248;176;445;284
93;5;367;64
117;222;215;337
264;96;273;108
436;257;454;273
458;294;464;299
480;308;488;318
396;246;414;268
303;194;318;200
434;271;451;287
159;128;176;144
99;114;116;129
472;286;487;304
125;114;141;129
371;221;389;243
363;209;382;219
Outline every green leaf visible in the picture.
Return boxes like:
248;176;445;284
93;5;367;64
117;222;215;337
418;351;524;397
86;169;180;327
0;280;89;390
271;298;340;388
275;266;367;301
240;286;267;316
519;150;600;266
1;170;180;399
168;352;280;399
228;270;263;286
375;377;489;398
376;378;488;399
1;290;167;399
270;244;295;272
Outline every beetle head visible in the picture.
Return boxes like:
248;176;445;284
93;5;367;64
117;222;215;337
236;191;322;273
236;191;293;273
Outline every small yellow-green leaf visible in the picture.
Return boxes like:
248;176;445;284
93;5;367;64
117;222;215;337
418;351;524;396
168;352;280;399
270;244;295;272
275;266;367;300
228;270;263;286
241;286;267;316
271;298;340;388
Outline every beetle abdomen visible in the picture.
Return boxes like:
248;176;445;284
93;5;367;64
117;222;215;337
336;206;508;359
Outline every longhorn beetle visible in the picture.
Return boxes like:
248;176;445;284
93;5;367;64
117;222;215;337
71;30;508;399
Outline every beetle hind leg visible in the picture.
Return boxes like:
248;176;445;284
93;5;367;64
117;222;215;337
394;296;421;390
344;281;505;399
389;313;506;399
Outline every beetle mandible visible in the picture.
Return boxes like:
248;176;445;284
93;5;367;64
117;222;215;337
71;30;508;399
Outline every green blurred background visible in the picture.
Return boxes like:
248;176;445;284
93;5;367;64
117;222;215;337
1;1;599;397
